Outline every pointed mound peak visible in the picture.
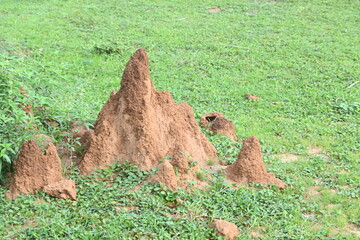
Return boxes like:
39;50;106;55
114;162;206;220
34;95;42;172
151;160;178;190
120;48;153;99
244;136;258;144
79;49;217;175
131;48;148;66
242;136;261;154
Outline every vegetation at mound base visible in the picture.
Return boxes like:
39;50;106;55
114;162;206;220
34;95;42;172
0;0;359;239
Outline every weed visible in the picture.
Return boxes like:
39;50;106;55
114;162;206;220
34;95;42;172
207;158;215;166
188;160;198;168
196;170;207;181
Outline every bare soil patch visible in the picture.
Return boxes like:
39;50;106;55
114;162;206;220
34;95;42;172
305;186;321;199
208;8;221;13
308;146;329;160
269;153;300;162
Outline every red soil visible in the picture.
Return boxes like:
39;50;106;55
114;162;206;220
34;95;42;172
210;219;239;240
6;138;77;199
226;136;286;188
43;179;77;200
246;94;260;100
79;49;217;176
151;160;178;190
6;139;63;198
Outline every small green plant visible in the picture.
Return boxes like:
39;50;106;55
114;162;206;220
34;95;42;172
173;166;179;176
159;155;172;162
93;42;121;55
63;134;81;159
112;162;150;188
150;183;180;203
332;101;360;119
74;144;84;157
207;159;215;166
0;70;40;182
206;134;242;165
196;170;207;181
188;160;198;168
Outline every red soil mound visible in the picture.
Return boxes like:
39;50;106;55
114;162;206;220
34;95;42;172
246;94;260;100
79;49;217;174
151;160;178;190
43;179;77;200
210;219;239;240
6;139;63;198
226;136;285;188
6;138;77;199
200;112;237;140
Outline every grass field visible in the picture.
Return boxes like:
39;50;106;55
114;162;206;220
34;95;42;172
0;0;359;239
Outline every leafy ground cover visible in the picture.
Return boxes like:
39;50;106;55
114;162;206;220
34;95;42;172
0;0;359;239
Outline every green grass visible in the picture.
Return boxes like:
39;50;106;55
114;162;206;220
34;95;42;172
0;0;359;239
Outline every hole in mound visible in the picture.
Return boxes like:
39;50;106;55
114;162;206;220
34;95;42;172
206;116;217;122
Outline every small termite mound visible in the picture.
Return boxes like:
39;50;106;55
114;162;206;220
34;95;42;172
200;112;237;140
226;136;285;189
210;219;240;240
6;138;77;200
150;155;213;190
150;160;178;190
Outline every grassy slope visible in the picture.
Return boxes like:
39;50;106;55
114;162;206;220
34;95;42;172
0;0;359;239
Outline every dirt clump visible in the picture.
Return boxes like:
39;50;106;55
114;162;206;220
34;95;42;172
208;8;221;13
43;179;77;200
200;112;237;140
169;152;189;174
6;139;63;199
151;160;178;190
249;227;264;239
210;219;239;240
79;48;217;174
246;94;260;100
226;136;286;189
